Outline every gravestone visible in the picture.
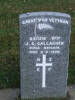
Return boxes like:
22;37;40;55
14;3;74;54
19;12;71;99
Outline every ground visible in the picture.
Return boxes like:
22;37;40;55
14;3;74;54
0;85;75;100
68;85;75;100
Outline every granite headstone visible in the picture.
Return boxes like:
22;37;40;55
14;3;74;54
19;12;71;99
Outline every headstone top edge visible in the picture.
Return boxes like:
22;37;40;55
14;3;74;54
19;12;71;18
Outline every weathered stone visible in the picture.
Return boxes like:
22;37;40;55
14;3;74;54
19;12;71;99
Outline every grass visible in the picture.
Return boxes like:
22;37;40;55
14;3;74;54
0;0;75;88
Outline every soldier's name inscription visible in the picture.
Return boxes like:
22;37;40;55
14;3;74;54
24;36;64;54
